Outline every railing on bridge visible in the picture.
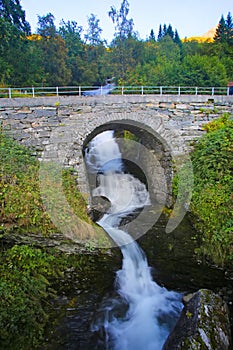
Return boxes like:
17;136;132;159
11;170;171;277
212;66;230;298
0;85;231;98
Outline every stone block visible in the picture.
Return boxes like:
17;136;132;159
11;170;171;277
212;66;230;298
159;102;176;109
176;103;194;110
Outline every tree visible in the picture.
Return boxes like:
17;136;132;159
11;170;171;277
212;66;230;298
108;0;136;80
166;24;174;40
149;29;155;41
0;0;30;34
163;24;167;37
180;54;228;86
36;14;71;85
108;0;134;40
174;29;182;47
226;12;233;45
214;15;227;43
157;24;163;41
38;35;71;85
85;13;104;46
37;13;56;37
59;20;84;84
157;35;181;63
59;20;83;55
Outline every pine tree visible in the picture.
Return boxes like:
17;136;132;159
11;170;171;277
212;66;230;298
166;24;174;40
226;12;233;45
174;29;182;46
157;24;163;41
149;29;155;41
163;24;167;37
214;15;227;43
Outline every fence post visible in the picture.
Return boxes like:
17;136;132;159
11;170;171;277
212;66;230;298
195;87;198;95
227;87;230;96
100;86;103;95
56;86;59;97
121;86;124;95
178;86;180;96
212;87;214;96
141;86;144;95
79;86;81;96
160;86;163;95
32;87;35;98
8;87;12;99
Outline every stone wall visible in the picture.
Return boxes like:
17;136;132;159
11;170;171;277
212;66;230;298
1;95;233;203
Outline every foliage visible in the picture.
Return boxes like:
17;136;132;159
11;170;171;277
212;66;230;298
179;54;228;87
0;243;87;349
0;0;30;34
0;2;233;87
0;131;91;235
214;12;233;45
190;115;233;267
37;13;56;37
0;245;55;349
108;0;134;40
85;13;104;46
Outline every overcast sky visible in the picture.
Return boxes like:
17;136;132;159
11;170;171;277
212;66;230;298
21;0;232;43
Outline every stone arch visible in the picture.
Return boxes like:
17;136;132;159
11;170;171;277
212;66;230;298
73;111;183;208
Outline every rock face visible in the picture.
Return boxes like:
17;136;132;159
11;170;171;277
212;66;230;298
163;289;232;350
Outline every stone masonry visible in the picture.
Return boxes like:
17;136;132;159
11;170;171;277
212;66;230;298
1;94;233;203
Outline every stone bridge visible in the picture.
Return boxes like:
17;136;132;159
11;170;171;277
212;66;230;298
1;94;233;208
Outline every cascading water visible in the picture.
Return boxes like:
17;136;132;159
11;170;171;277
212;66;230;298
85;130;183;350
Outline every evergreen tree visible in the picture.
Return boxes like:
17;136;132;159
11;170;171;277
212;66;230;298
157;24;163;41
149;29;155;41
214;15;227;43
166;24;174;40
0;0;30;34
163;24;167;37
226;12;233;31
174;29;182;46
226;12;233;45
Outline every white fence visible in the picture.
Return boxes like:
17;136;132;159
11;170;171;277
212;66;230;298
0;85;231;98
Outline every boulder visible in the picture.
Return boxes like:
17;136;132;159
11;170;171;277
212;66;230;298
163;289;232;350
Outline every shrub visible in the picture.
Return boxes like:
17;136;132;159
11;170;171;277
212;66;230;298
190;114;233;267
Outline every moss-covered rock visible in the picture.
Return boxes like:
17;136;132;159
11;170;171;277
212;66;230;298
163;289;232;349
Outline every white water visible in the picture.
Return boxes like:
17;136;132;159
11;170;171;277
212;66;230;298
85;131;182;350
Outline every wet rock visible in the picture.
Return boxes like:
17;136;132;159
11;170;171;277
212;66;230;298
89;196;111;222
163;289;232;350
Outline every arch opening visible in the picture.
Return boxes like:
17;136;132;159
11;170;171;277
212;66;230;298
82;121;173;224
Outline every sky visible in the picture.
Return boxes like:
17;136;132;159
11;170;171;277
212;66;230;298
21;0;232;43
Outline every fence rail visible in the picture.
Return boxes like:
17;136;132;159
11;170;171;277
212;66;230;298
0;85;231;98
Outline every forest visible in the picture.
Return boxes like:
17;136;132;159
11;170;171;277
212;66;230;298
0;0;233;88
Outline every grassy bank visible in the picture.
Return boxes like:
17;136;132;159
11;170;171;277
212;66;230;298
0;131;110;348
175;114;233;268
0;130;93;235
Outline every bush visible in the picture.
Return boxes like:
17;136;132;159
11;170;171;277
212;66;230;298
190;114;233;267
0;245;62;349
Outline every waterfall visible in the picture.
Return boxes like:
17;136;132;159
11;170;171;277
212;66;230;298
85;130;182;350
